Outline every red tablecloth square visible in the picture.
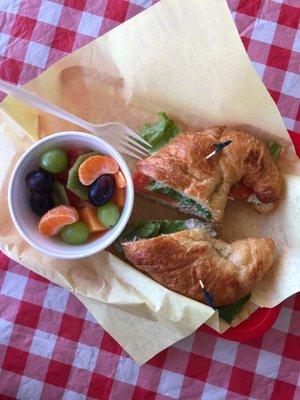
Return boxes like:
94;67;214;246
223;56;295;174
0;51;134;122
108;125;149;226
44;359;72;387
185;353;212;380
146;349;168;368
11;15;36;40
51;26;76;52
271;380;297;400
278;4;300;29
237;0;260;17
2;347;29;375
0;252;9;270
87;372;114;399
267;45;292;70
0;57;23;82
100;331;123;355
282;333;300;361
65;0;88;11
14;301;42;329
58;314;85;342
240;35;251;50
28;270;49;283
268;88;281;103
131;386;157;400
104;0;130;22
228;366;255;396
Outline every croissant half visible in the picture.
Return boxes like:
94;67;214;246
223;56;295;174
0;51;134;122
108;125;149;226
136;127;281;222
122;228;275;307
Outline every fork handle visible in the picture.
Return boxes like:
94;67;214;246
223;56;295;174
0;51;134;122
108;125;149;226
0;79;94;132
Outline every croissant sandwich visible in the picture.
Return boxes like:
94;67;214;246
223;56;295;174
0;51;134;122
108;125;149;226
134;113;282;223
117;219;275;322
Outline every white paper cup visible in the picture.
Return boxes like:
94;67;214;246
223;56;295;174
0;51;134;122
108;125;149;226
8;131;134;259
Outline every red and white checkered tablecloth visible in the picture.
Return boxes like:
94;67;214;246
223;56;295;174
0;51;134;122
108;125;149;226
0;1;299;399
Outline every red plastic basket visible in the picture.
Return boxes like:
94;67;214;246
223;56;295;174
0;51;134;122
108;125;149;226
200;304;282;342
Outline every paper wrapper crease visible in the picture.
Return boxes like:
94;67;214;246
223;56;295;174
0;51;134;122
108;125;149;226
0;0;299;363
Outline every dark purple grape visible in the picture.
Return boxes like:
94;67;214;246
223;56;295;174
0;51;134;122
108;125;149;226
88;175;115;207
26;169;54;192
29;192;53;216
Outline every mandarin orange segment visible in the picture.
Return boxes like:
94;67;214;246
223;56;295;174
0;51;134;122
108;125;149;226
38;205;79;237
78;155;118;186
114;170;127;188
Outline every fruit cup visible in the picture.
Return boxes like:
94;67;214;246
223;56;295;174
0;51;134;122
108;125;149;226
8;131;134;259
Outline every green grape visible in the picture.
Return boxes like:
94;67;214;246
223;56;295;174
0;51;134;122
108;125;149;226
97;202;120;228
40;149;68;173
60;222;90;245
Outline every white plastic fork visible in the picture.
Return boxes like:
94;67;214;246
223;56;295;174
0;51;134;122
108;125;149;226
0;79;150;160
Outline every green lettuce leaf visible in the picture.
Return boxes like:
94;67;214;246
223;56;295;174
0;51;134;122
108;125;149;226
217;293;251;324
140;112;181;153
147;180;178;197
268;141;282;160
121;219;187;241
115;219;189;252
147;180;212;221
160;220;188;234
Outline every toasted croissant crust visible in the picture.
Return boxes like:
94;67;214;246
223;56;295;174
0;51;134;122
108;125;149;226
136;127;281;222
122;229;275;306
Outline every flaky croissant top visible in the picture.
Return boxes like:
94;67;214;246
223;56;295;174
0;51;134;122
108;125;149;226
122;229;275;307
137;126;281;222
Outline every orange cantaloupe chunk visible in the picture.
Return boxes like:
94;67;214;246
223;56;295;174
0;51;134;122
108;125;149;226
79;207;107;233
112;187;125;208
114;170;127;188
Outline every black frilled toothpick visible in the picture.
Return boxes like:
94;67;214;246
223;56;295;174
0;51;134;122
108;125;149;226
199;280;214;307
206;140;232;160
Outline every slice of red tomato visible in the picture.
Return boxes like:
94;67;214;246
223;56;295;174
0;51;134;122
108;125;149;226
134;172;253;201
229;183;254;199
133;171;150;191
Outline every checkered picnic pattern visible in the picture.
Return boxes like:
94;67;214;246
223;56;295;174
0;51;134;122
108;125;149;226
1;254;299;399
0;0;299;399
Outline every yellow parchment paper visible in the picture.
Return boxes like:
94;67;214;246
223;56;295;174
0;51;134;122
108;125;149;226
0;0;299;363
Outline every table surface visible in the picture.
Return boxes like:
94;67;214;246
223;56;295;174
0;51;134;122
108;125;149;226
0;1;299;399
